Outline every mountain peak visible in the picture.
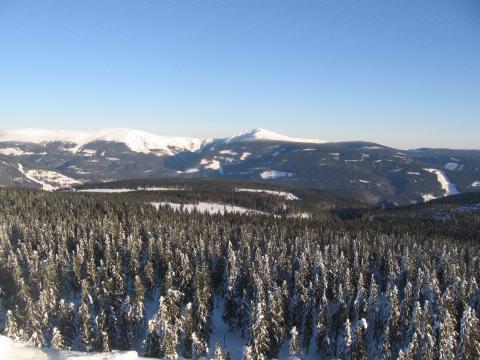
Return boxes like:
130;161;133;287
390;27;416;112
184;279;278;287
224;128;326;144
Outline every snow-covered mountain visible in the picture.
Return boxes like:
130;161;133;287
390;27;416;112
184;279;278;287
222;128;327;145
0;128;205;156
0;128;326;155
0;127;479;204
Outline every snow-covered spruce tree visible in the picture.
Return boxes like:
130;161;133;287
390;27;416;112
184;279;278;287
192;331;209;360
302;292;315;354
353;273;367;325
222;242;240;329
55;300;75;350
340;318;352;360
247;299;270;360
180;303;194;359
316;300;329;356
268;285;286;358
51;327;67;350
386;285;401;353
405;301;422;358
290;326;302;359
351;318;368;360
144;317;161;357
433;286;457;359
420;300;435;359
212;343;230;360
78;300;95;351
456;305;480;359
193;263;212;354
5;310;21;341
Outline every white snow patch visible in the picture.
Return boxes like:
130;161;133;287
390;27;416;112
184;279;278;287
0;148;36;156
81;149;97;156
259;170;293;179
237;188;300;200
0;335;143;360
18;163;80;191
219;149;237;155
422;193;437;202
407;171;421;175
240;152;251;160
472;181;480;187
200;159;222;171
424;168;459;196
351;179;370;184
176;168;200;174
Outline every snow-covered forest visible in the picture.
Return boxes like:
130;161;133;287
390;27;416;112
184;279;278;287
0;188;479;359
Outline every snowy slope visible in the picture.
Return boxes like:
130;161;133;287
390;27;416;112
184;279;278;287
0;129;203;155
18;163;81;191
424;168;459;196
223;128;327;145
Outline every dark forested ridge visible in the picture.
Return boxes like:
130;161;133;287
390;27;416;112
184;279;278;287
0;187;479;359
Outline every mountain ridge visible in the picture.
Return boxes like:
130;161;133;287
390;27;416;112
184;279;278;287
0;127;479;204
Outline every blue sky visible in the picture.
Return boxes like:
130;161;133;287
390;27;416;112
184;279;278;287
0;0;479;149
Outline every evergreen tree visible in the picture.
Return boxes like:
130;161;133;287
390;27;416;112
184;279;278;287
352;319;368;360
212;343;230;360
51;327;67;350
341;318;352;360
290;326;302;359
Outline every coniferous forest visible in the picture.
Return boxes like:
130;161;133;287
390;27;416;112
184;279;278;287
0;187;479;359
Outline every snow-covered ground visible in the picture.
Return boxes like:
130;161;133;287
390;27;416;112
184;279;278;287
351;179;370;184
18;163;81;191
424;168;459;196
239;152;251;160
219;150;237;156
0;148;36;156
176;168;200;174
78;187;185;193
472;181;480;187
422;193;437;202
151;202;267;216
0;335;145;360
200;159;222;171
260;170;293;179
236;188;300;200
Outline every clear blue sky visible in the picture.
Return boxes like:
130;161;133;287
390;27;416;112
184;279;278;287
0;0;479;149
